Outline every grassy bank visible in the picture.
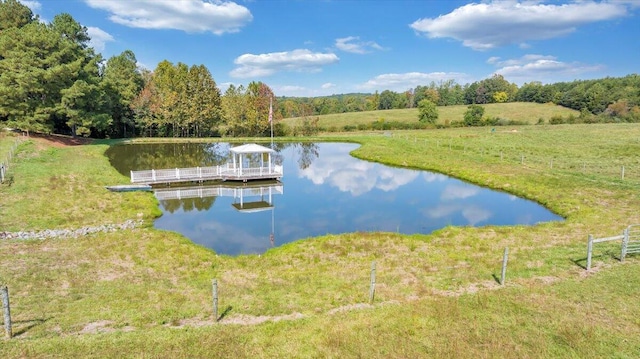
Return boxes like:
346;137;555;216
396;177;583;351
1;124;639;357
282;102;579;129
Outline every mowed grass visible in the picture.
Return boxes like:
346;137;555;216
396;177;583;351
1;123;640;357
282;102;579;129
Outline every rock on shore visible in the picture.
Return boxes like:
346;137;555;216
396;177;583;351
0;219;143;240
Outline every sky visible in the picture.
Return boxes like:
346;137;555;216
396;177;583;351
21;0;640;97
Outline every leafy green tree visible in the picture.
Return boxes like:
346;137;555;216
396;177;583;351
464;104;484;126
150;60;189;136
102;50;143;137
493;91;508;103
131;76;157;137
186;64;222;136
437;79;465;106
245;81;276;136
221;84;243;136
417;99;438;124
378;90;398;110
366;91;380;111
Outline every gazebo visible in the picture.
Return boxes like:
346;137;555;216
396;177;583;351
226;143;283;181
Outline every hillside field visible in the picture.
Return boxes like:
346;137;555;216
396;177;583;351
282;102;579;129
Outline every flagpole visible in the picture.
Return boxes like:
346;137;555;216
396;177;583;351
269;96;274;149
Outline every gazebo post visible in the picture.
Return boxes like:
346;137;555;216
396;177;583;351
232;153;237;171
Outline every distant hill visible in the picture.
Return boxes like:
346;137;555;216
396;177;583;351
282;102;579;130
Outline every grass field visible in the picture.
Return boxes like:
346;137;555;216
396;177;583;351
282;102;579;129
1;122;639;358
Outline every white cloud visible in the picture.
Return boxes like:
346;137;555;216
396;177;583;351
410;1;629;50
441;185;479;201
424;204;492;226
19;0;40;11
490;54;604;84
279;85;306;93
298;144;418;196
335;36;384;54
274;84;340;97
230;49;339;78
358;71;471;92
87;26;114;52
462;206;492;226
422;173;447;183
84;0;252;34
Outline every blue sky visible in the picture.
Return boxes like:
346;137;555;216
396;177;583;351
23;0;640;97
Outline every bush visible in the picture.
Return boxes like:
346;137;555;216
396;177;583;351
549;115;565;125
464;104;484;126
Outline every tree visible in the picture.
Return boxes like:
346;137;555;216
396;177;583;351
221;84;247;136
464;104;484;126
151;60;189;136
186;64;222;136
493;91;508;103
131;76;157;137
0;11;105;136
50;13;90;46
417;99;438;124
245;81;276;136
61;80;111;136
0;0;35;31
102;50;143;137
437;79;465;106
378;90;398;110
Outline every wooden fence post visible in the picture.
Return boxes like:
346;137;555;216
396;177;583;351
1;285;12;339
621;166;625;181
212;279;218;322
369;261;376;304
586;234;593;270
500;247;509;285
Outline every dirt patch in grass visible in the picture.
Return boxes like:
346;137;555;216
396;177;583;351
28;133;93;148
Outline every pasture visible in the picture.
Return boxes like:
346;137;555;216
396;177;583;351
282;102;579;129
1;122;639;358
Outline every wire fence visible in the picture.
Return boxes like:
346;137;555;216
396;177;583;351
390;133;640;185
1;138;21;184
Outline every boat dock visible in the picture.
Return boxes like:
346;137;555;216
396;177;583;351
130;164;283;185
129;143;283;185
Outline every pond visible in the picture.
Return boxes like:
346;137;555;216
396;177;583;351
106;142;562;255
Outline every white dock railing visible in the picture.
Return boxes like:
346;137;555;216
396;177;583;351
154;183;284;201
130;164;283;184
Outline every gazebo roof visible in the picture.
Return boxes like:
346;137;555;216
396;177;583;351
230;143;274;154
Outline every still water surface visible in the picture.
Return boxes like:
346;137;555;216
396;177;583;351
106;142;562;255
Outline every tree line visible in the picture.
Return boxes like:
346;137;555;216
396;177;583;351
0;0;638;139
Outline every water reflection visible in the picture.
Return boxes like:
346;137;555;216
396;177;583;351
106;142;562;255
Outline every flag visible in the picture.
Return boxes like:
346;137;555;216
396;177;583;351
268;97;273;123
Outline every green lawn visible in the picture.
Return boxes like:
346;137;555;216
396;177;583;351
282;102;579;129
1;123;639;358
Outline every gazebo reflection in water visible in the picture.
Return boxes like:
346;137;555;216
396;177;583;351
153;180;282;247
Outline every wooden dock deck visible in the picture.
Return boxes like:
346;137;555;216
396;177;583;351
130;164;283;185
